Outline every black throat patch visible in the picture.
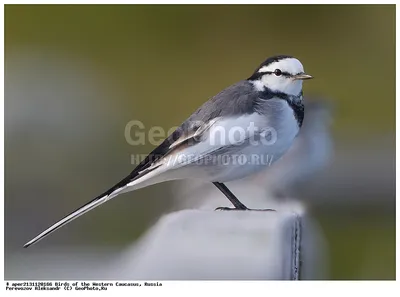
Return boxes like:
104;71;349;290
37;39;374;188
287;98;304;128
257;88;304;128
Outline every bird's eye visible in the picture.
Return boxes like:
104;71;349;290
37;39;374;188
274;69;282;76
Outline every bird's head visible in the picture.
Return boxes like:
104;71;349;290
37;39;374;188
248;55;313;96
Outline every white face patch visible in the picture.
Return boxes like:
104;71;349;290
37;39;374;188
255;58;306;96
258;58;304;75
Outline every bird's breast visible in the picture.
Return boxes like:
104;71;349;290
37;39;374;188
256;98;300;157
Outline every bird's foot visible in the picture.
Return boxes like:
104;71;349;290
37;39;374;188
215;206;246;211
215;206;276;211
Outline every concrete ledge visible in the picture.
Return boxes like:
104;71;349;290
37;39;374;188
110;209;316;280
7;209;327;280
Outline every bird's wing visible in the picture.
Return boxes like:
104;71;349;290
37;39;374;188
169;118;219;150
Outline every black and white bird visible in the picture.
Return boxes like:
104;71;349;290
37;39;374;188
24;55;313;248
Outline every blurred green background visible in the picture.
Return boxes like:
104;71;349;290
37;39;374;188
4;4;395;280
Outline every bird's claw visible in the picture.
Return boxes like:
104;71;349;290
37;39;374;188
214;206;276;211
215;206;245;211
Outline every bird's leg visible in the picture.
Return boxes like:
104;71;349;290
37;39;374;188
212;182;276;212
213;182;248;210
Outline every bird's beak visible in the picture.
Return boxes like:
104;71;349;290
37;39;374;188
293;73;313;80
